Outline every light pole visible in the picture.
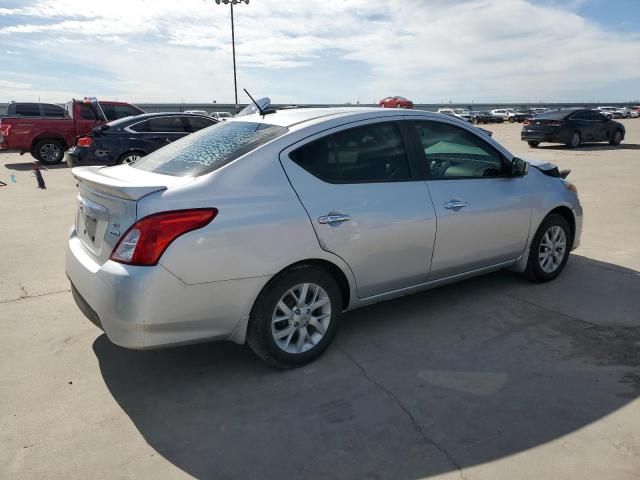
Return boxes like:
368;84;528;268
214;0;249;114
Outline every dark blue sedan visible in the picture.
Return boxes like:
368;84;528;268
66;112;217;167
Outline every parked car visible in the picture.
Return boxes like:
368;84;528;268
491;108;528;123
0;99;143;164
379;96;414;109
67;105;582;368
66;112;217;167
437;108;472;122
529;108;550;116
614;107;638;118
184;110;209;116
211;111;234;121
5;101;66;118
521;108;625;148
470;111;504;124
596;106;623;119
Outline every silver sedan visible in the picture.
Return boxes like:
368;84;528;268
66;107;582;367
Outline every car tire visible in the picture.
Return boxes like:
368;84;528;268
566;131;581;148
246;265;343;369
33;139;65;165
117;151;145;165
524;214;572;283
528;141;540;148
472;117;479;125
609;129;623;145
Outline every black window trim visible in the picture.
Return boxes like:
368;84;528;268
288;120;422;185
404;119;512;181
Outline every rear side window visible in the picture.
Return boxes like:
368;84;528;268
187;116;216;131
14;104;41;117
290;122;411;183
42;104;65;117
570;111;590;120
133;121;288;176
130;116;187;133
413;121;505;179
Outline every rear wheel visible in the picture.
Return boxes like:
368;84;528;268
566;131;581;148
527;141;540;148
609;129;623;145
117;151;145;165
472;117;479;125
33;139;64;165
247;265;342;368
524;214;572;282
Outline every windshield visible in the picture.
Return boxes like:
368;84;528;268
132;121;288;177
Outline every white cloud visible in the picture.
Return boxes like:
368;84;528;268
0;0;639;103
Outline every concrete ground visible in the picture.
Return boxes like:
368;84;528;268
1;120;639;480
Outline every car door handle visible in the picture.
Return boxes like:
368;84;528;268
318;214;351;224
444;200;468;209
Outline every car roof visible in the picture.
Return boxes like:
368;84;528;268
104;111;213;128
231;107;440;128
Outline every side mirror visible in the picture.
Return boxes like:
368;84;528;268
511;157;529;177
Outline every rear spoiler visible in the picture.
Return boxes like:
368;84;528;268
71;166;167;201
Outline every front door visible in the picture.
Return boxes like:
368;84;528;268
280;120;437;298
409;120;531;279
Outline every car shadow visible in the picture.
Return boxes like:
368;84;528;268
536;143;640;151
93;254;639;479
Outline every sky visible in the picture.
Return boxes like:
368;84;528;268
0;0;639;104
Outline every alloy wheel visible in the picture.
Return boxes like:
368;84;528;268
122;154;140;165
271;283;331;354
40;143;61;163
538;225;567;273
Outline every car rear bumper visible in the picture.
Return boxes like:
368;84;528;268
66;229;267;348
521;130;567;143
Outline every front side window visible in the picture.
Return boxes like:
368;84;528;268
187;116;216;131
290;122;411;183
42;104;65;117
133;121;288;177
80;105;97;120
413;121;505;179
131;116;187;133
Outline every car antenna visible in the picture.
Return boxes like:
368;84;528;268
243;89;276;116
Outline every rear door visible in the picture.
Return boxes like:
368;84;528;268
409;120;531;279
280;119;437;299
568;110;597;141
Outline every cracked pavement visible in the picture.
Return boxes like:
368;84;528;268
1;120;639;479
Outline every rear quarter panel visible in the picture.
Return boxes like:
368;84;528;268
140;140;355;289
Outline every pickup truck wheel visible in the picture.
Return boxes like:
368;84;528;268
33;139;64;165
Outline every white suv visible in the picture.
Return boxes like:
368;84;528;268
437;108;472;122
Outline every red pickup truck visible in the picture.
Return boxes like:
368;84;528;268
0;99;143;165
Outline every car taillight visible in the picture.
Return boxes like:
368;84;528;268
523;120;533;126
0;124;10;137
77;136;93;147
110;209;218;266
548;121;564;127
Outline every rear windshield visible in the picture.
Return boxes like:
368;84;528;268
132;121;288;176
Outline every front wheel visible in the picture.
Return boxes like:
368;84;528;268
609;129;623;145
247;266;342;368
509;116;516;123
527;141;540;148
524;214;572;282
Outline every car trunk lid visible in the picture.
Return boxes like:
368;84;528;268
71;165;194;264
